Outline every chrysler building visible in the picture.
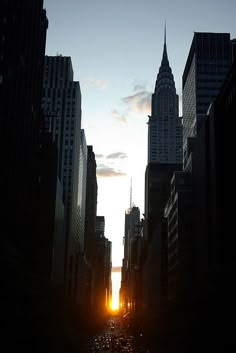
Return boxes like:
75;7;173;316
148;28;182;164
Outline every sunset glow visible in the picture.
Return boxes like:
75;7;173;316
111;296;119;311
111;269;121;311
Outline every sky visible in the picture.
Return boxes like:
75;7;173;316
43;0;236;277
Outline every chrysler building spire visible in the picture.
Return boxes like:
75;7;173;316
164;21;166;46
161;21;169;66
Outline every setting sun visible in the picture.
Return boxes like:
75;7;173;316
111;269;121;311
111;296;119;311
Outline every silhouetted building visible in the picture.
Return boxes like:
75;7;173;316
83;146;98;314
96;216;105;238
84;146;98;263
144;162;182;242
167;34;236;353
208;59;236;270
123;206;140;270
183;32;233;169
52;177;65;287
142;29;183;344
121;206;140;315
94;218;112;316
142;162;181;338
164;171;193;303
0;1;49;350
42;55;82;300
148;28;182;164
181;31;235;291
1;0;48;267
77;129;87;252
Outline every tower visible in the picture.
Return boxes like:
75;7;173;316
148;27;183;164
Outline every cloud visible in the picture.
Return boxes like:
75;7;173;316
95;153;104;159
82;77;108;90
97;164;127;178
106;152;127;159
112;109;127;123
122;90;152;114
133;84;146;91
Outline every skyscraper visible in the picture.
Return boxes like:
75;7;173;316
0;1;49;349
142;28;183;338
42;56;82;297
148;28;182;164
182;32;232;168
1;0;48;262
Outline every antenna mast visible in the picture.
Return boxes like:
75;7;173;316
164;20;166;45
130;177;133;209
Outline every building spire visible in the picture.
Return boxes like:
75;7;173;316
154;23;174;93
162;22;168;61
160;21;169;68
130;177;132;209
164;20;166;47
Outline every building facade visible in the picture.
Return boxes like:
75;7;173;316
164;171;193;302
77;129;87;252
0;1;49;349
42;55;82;300
1;0;48;266
84;146;98;264
182;32;232;168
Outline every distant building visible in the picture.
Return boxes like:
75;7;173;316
52;178;65;287
121;206;140;315
148;29;182;164
77;129;87;252
94;217;112;315
84;146;98;263
124;206;140;270
83;146;98;315
96;216;105;238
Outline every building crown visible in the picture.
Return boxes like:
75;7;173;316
154;24;175;93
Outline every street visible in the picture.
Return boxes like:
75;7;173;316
87;315;146;353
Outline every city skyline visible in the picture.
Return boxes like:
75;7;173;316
1;2;235;350
44;0;236;267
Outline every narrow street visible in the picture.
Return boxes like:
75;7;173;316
86;315;147;353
